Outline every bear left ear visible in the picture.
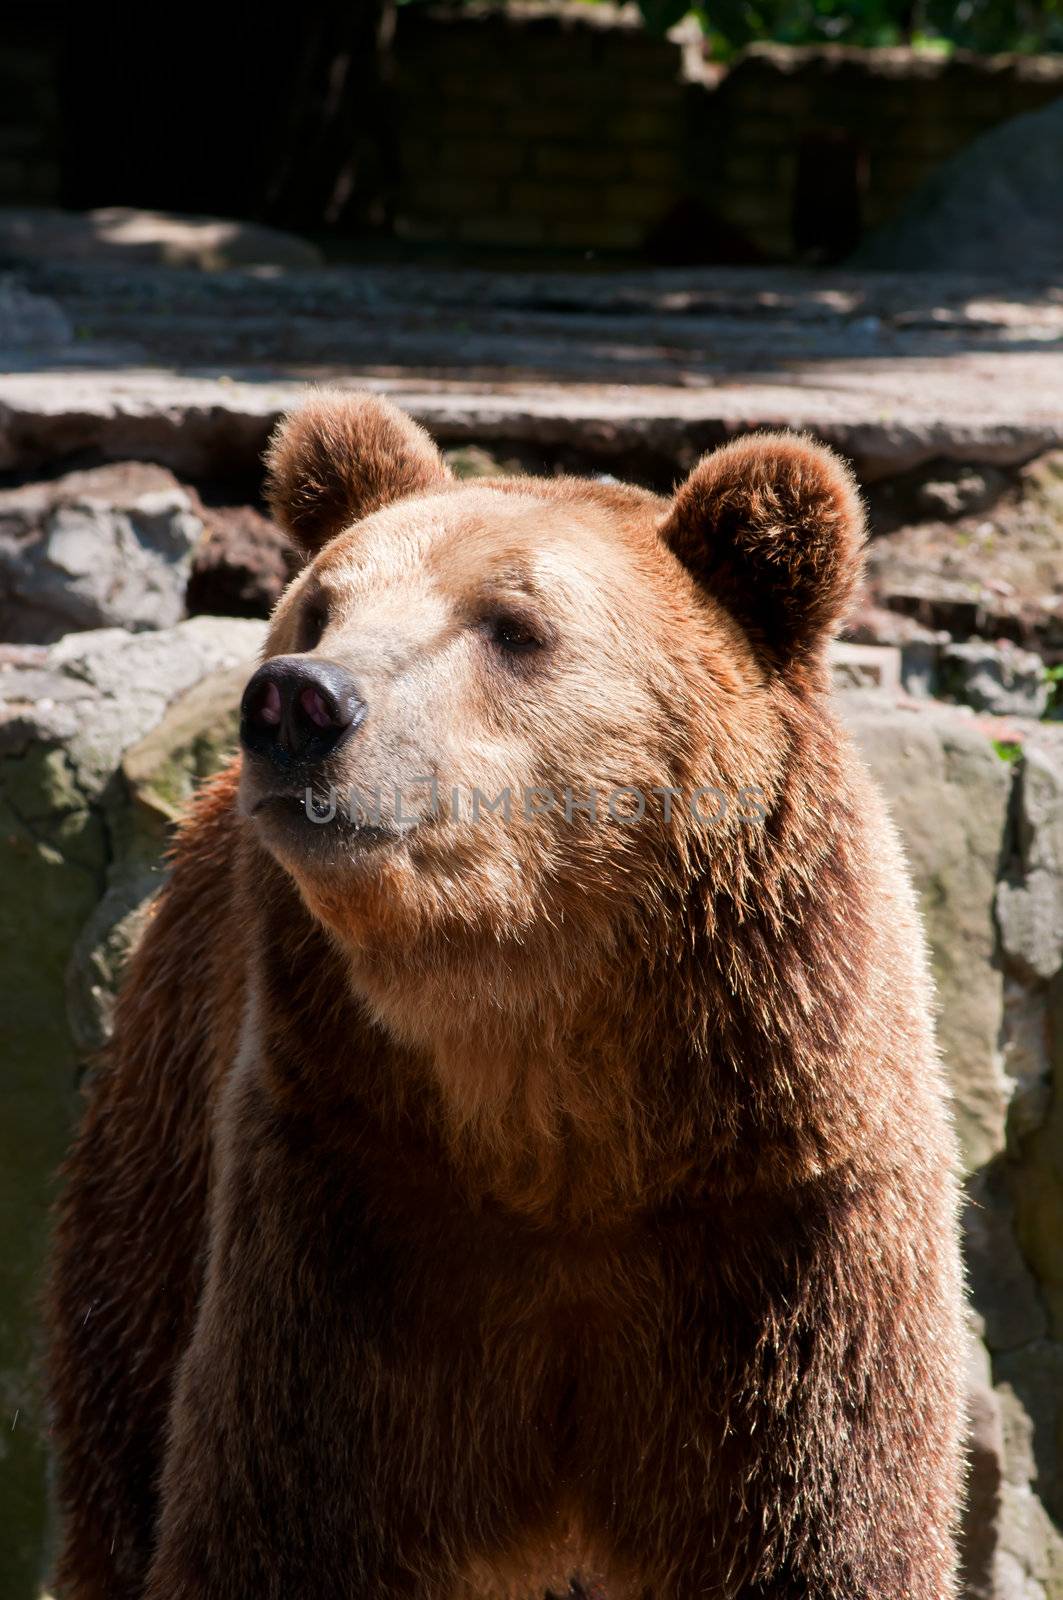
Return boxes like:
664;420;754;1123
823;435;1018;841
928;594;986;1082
660;432;865;668
264;390;452;560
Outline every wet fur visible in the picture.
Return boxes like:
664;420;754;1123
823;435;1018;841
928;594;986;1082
47;395;965;1599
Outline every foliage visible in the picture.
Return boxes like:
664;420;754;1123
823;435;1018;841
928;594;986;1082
596;0;1063;52
1043;663;1063;721
398;0;1063;53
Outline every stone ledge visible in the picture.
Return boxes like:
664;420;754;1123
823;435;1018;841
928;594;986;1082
2;365;1061;488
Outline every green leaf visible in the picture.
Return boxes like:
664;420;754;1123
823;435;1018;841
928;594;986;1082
637;0;695;34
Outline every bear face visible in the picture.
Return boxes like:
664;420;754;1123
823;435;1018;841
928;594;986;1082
240;392;865;986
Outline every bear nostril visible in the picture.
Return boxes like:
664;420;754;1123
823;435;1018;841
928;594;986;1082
300;685;337;730
257;681;283;727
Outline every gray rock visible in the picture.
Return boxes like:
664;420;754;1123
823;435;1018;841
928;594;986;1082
897;638;941;698
0;462;205;642
942;641;1049;720
864;451;1063;661
828;640;902;693
917;466;1009;522
842;604;946;696
993;1369;1063;1600
0;205;322;273
65;872;161;1055
840;693;1012;1173
996;1343;1063;1527
1011;971;1063;1349
1002;978;1054;1142
48;616;264;800
1;268;1062;483
0;614;265;1596
854;98;1063;278
964;1167;1048;1354
997;729;1063;985
962;1330;1006;1600
0;273;73;358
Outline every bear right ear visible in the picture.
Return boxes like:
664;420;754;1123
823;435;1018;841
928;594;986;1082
660;431;865;670
264;391;452;559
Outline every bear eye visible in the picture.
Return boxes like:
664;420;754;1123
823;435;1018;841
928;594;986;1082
300;599;328;651
486;611;545;655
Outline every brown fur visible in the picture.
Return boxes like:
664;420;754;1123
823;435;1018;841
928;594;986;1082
264;389;452;557
47;395;965;1600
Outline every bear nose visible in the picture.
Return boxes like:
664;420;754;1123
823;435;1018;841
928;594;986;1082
239;656;366;770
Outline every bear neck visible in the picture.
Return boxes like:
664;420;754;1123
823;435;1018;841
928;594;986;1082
240;729;884;1229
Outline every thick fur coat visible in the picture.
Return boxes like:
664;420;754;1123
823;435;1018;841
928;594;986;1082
47;394;965;1600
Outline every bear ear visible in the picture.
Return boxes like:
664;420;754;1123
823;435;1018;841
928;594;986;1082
660;432;865;668
264;391;452;559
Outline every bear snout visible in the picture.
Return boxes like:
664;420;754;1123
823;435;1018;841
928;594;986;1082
240;656;366;773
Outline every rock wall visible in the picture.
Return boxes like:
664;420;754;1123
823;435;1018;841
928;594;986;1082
842;697;1063;1600
0;618;265;1599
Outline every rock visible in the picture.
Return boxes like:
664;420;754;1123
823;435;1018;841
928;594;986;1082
120;662;253;843
445;445;516;480
2;267;1063;482
991;1370;1063;1600
0;462;204;642
840;693;1012;1173
0;615;265;1575
941;642;1050;720
65;873;160;1055
986;725;1063;1599
965;1165;1048;1354
828;640;901;693
0;273;73;358
66;660;256;1053
916;467;1010;522
996;1342;1063;1527
863;462;1063;658
0;205;322;272
853;97;1063;278
1021;451;1063;514
963;1263;1063;1600
962;1330;1006;1600
186;502;295;619
867;460;1011;534
1002;978;1055;1143
997;873;1063;989
841;603;945;697
998;736;1063;1337
997;728;1063;986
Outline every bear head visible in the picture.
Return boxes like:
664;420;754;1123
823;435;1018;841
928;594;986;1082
239;391;864;979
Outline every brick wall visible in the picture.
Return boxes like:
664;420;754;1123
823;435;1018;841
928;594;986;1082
0;11;60;207
394;3;693;253
696;44;1063;260
393;3;1063;261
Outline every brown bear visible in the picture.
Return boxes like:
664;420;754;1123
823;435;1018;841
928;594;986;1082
47;393;965;1600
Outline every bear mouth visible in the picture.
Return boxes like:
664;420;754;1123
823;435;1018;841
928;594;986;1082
247;790;414;855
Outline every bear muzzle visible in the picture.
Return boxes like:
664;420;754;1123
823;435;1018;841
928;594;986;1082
240;656;366;774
